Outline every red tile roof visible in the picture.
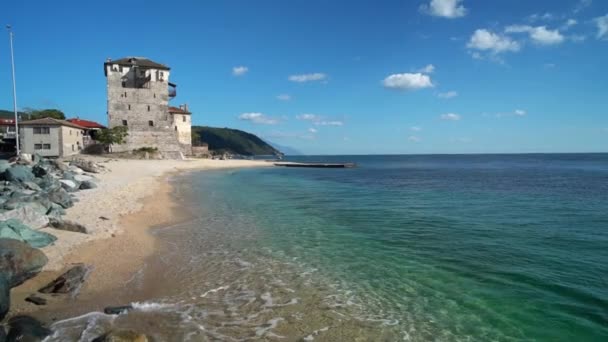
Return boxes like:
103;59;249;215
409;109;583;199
0;118;15;126
67;118;106;129
168;106;191;115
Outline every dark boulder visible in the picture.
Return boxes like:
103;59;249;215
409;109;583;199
31;164;50;178
0;219;56;248
4;165;35;183
0;239;48;320
79;180;97;190
0;239;49;287
38;264;92;296
46;187;73;208
103;305;133;315
0;203;49;229
70;159;100;174
24;294;46;306
6;316;52;342
0;239;48;287
52;160;68;172
0;274;9;321
46;203;66;219
48;218;88;234
59;179;80;192
34;175;60;191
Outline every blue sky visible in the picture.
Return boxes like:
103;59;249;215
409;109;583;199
1;0;607;154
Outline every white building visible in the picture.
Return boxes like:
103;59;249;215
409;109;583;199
19;118;85;157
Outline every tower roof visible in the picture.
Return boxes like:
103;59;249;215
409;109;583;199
104;57;170;73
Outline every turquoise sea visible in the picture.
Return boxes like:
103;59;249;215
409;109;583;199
49;154;608;341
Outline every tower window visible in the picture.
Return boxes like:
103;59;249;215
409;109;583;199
128;104;131;110
153;93;156;98
148;120;154;127
147;105;150;112
182;115;186;122
122;120;128;126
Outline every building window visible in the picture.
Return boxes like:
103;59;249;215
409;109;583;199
43;144;50;150
122;120;128;126
174;126;177;131
72;145;75;151
128;104;131;110
125;92;128;98
147;105;150;112
122;81;126;87
33;127;50;134
154;93;156;98
148;120;154;127
34;144;42;150
70;130;72;135
182;115;186;122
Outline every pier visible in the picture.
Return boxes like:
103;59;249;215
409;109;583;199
274;162;356;168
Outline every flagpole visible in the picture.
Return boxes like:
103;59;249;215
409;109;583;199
7;25;20;155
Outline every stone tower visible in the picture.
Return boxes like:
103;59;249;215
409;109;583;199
104;57;192;158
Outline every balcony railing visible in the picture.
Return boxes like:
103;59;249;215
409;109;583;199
168;82;177;98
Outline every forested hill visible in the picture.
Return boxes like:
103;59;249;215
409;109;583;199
192;126;281;156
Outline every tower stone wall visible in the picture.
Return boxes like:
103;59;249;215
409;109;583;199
105;58;192;158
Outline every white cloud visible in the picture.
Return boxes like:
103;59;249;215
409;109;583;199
232;66;248;76
467;29;521;54
238;112;279;125
417;64;435;73
564;19;577;28
440;113;461;121
288;73;327;83
528;13;556;22
276;94;291;101
594;14;608;40
408;136;421;142
314;120;344;126
505;25;564;45
296;114;344;127
410;126;422;132
382;73;433;90
438;90;458;99
420;0;467;18
308;128;318;133
494;109;528;118
514;109;527;116
296;114;322;121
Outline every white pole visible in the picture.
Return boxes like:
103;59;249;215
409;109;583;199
7;25;20;155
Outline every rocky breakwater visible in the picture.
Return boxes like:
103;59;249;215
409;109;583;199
0;155;103;340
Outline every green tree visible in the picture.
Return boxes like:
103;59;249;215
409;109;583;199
25;108;66;120
191;130;201;146
95;126;129;152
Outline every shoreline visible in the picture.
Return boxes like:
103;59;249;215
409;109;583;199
9;156;271;319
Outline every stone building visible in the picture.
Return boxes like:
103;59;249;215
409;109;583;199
104;57;192;158
19;118;85;157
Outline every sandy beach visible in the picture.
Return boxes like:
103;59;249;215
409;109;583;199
9;156;271;317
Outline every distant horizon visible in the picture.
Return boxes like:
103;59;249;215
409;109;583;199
280;151;608;156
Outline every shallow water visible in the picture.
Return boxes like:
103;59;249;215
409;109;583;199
48;154;608;341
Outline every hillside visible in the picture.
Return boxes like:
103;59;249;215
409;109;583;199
192;126;281;156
